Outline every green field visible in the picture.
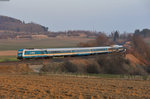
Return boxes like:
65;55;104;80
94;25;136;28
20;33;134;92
0;38;90;51
0;56;18;62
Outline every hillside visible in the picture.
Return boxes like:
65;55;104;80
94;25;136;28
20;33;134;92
0;15;48;33
0;15;98;39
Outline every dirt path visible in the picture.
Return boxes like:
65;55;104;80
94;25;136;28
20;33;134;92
0;75;149;99
0;50;17;56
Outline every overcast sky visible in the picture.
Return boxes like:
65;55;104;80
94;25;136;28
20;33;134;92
0;0;150;33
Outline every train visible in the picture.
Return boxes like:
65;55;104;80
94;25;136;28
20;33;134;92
17;45;126;60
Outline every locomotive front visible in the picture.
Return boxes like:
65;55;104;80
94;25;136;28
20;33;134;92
17;49;24;59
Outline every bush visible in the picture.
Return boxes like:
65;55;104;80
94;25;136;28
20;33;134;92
78;33;112;47
132;65;148;75
40;54;149;75
61;61;78;73
144;66;150;73
40;63;62;73
96;55;131;74
132;34;150;61
86;62;100;74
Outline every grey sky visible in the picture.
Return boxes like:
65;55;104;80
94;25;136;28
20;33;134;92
0;0;150;33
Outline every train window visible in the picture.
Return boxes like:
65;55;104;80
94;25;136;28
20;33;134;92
50;51;57;53
48;51;55;53
24;51;29;55
35;51;42;54
25;51;35;55
72;50;76;52
24;51;43;55
72;50;78;52
55;51;61;53
41;51;47;54
63;50;71;53
48;50;71;53
18;51;23;53
95;49;102;51
93;49;97;51
72;49;90;52
47;51;51;54
92;48;107;51
83;49;90;52
73;50;80;52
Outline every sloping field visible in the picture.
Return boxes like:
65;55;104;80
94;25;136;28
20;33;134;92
125;54;145;67
0;75;149;99
0;38;92;51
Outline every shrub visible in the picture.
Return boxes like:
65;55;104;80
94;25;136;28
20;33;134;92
40;62;62;73
78;33;112;47
40;54;149;75
132;65;148;75
96;55;131;74
86;62;100;74
61;61;78;73
132;34;150;61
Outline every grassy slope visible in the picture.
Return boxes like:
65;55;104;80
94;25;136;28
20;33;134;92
0;38;90;51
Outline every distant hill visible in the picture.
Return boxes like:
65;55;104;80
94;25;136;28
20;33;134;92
0;15;98;39
0;15;48;33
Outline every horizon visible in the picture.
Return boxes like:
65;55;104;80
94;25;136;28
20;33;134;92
0;0;150;33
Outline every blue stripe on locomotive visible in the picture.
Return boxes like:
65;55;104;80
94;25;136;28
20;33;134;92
23;50;47;58
23;55;47;58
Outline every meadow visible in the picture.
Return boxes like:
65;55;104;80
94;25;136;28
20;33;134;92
0;38;91;51
0;56;18;62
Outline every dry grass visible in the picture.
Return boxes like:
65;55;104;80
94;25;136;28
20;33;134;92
125;54;146;67
0;74;149;99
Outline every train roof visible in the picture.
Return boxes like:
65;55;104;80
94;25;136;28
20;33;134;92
45;46;111;51
22;45;123;51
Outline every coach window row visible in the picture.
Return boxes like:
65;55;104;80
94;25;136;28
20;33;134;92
24;51;42;55
47;50;72;53
92;49;107;51
72;49;90;52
